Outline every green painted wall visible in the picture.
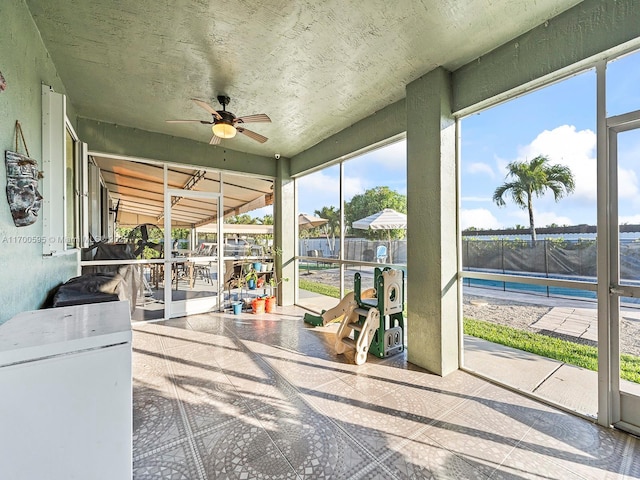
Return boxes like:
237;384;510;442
77;118;278;178
406;68;458;376
290;99;406;177
0;0;78;323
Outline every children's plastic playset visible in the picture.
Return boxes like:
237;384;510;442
304;267;405;365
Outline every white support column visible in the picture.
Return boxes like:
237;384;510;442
274;157;296;305
406;67;459;376
339;161;345;299
41;85;66;256
596;60;612;428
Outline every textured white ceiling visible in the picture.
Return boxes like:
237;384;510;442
26;0;582;158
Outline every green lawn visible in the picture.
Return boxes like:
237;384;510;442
299;279;342;298
464;318;640;384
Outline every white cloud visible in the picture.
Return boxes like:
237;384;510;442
620;214;640;224
505;209;528;224
618;168;639;201
347;139;406;171
343;176;367;201
516;125;598;203
509;125;640;218
460;209;501;230
467;162;495;178
503;207;573;228
494;157;510;178
297;171;341;212
534;210;574;227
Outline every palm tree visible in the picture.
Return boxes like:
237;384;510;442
493;155;575;243
314;206;340;256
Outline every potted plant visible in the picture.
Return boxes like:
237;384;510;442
245;269;258;290
265;252;289;312
264;294;277;313
252;296;265;314
264;276;289;313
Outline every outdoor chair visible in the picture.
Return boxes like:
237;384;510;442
376;245;388;263
192;244;214;284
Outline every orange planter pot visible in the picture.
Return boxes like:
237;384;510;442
264;296;276;313
252;297;265;314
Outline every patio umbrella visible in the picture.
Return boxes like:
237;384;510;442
298;213;328;230
352;208;407;263
299;213;329;273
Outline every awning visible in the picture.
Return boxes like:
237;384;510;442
93;155;273;227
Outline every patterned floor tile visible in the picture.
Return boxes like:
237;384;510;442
382;433;488;480
340;365;414;401
351;354;433;386
132;324;161;351
158;324;240;353
185;314;227;333
195;421;299;479
300;375;438;460
448;385;550;442
132;309;640;480
133;384;186;458
265;354;344;390
211;341;263;369
493;444;592;480
254;400;375;479
240;336;302;359
410;369;491;410
517;412;635;479
457;381;556;423
621;434;640;478
422;409;522;478
133;351;173;390
222;357;299;412
330;385;446;458
297;377;370;416
164;341;222;375
172;368;252;434
133;440;201;480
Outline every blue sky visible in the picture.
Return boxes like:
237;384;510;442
461;51;640;230
267;50;640;229
296;141;406;217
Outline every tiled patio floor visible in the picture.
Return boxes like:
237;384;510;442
132;306;639;479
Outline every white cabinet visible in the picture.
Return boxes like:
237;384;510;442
0;301;132;479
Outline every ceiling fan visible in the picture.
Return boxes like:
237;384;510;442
166;95;271;145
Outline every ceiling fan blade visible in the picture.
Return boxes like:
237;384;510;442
237;127;268;144
166;119;214;124
192;99;222;120
141;224;149;242
209;134;221;145
235;113;271;124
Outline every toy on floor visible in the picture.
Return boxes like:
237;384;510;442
303;289;376;327
335;267;405;364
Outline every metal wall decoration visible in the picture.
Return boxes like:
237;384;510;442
5;121;42;227
0;71;6;92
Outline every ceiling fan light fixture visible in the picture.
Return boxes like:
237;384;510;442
212;122;236;139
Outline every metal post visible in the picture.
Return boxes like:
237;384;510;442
501;239;505;291
544;239;549;297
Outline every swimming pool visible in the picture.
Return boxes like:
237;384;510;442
462;270;640;305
